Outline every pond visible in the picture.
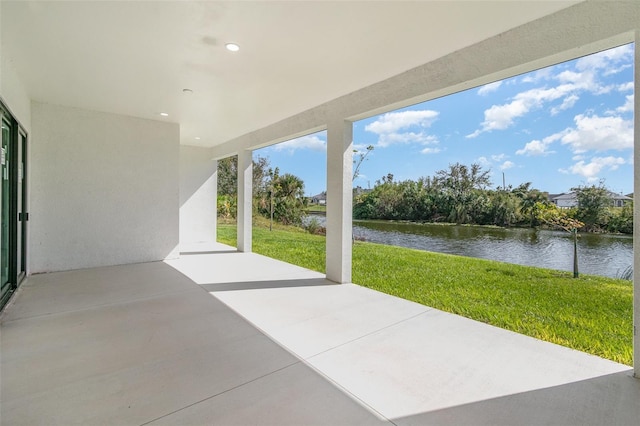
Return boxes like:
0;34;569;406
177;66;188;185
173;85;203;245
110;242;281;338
306;215;633;279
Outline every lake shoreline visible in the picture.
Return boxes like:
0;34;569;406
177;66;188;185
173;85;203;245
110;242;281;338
353;218;632;236
351;219;632;279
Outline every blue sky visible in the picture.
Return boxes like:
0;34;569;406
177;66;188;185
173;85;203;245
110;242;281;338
256;43;635;197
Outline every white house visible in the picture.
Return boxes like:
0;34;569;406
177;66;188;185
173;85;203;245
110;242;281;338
311;191;327;205
551;191;633;208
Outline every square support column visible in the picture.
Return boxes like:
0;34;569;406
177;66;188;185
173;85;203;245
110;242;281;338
237;150;253;252
634;30;640;378
326;119;353;283
179;147;217;247
212;162;218;242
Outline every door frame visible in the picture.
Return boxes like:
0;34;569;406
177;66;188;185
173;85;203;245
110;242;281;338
0;98;28;310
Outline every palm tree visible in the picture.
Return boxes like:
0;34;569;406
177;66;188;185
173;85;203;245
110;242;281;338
521;190;548;227
269;172;306;226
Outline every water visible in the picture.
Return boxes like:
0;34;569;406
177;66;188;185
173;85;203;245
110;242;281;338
305;215;633;278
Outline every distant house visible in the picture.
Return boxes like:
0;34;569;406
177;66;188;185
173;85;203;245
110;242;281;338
310;191;327;205
550;191;632;208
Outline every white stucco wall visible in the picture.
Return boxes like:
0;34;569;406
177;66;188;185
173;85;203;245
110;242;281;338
179;146;217;246
30;102;179;273
555;199;578;208
0;50;31;131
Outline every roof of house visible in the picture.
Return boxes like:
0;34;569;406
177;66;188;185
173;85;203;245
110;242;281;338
550;191;632;201
311;192;327;200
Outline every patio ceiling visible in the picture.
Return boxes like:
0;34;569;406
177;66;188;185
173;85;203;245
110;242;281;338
1;1;579;147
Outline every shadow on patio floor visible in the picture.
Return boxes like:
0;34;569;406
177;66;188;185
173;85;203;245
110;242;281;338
200;277;336;292
392;370;639;426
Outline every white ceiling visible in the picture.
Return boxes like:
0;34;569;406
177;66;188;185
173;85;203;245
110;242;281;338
1;1;579;147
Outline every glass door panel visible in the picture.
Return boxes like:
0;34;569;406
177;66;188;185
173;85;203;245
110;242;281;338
1;117;11;304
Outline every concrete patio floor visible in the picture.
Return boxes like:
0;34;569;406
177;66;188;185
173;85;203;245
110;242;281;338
2;243;639;425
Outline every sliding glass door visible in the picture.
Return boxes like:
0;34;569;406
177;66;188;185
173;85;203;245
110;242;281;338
0;104;28;310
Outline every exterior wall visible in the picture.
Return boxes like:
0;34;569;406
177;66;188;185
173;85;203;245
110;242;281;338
30;102;179;273
556;198;578;208
179;146;217;245
0;51;31;131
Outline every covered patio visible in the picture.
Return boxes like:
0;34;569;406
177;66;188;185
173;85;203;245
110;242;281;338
2;245;638;425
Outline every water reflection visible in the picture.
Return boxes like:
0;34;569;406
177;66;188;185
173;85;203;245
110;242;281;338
352;220;632;279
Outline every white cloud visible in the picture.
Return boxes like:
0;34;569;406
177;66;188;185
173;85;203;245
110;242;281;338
563;156;626;179
575;44;633;72
466;129;482;139
477;81;502;96
468;45;633;138
616;95;634;113
365;110;438;134
273;135;326;152
516;132;563;156
554;70;598;92
476;156;492;168
550;94;579;115
603;64;632;77
516;140;551;156
560;114;633;153
617;81;634;92
378;132;438;147
365;110;440;148
466;99;527;137
474;154;511;169
467;84;578;137
500;161;515;170
521;68;552;83
421;147;442;155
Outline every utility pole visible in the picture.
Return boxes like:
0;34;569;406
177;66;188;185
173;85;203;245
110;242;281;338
572;228;579;278
270;188;273;231
502;172;506;190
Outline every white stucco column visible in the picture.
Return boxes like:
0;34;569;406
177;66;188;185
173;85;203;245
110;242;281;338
212;163;218;240
179;147;218;247
326;119;353;283
237;150;252;252
633;30;640;378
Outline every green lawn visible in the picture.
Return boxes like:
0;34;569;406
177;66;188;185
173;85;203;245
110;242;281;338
217;222;633;365
305;204;327;213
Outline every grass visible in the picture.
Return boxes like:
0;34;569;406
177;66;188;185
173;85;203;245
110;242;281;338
305;204;327;213
217;221;633;365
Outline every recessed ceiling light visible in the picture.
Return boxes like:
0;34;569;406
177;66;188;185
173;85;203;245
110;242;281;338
159;112;169;117
182;89;193;94
195;137;201;140
225;43;240;52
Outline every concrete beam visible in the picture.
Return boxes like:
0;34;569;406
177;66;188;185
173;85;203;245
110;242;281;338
325;119;352;284
210;1;639;160
237;150;252;253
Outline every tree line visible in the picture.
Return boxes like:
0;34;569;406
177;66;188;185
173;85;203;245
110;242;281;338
217;155;308;226
217;157;632;234
354;163;632;234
